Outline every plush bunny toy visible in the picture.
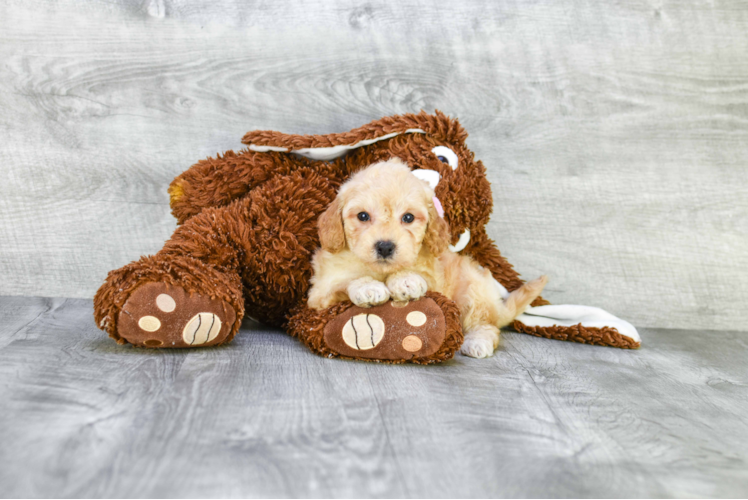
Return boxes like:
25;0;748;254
94;111;639;363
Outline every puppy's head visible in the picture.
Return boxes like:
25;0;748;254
318;159;450;271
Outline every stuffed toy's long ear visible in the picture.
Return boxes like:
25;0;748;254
317;197;346;253
514;305;642;349
241;110;466;161
424;200;451;256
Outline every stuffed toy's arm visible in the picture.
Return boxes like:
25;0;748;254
168;149;316;224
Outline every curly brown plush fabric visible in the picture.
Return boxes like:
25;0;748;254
512;321;641;349
93;110;632;360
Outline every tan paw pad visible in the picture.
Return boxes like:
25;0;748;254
138;315;161;332
182;312;222;345
342;314;385;350
406;311;427;327
156;293;176;312
402;335;422;352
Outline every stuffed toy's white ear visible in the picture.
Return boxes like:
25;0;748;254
242;110;468;161
248;129;425;161
516;305;641;346
490;277;641;348
293;129;425;160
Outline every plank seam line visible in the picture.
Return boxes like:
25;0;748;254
504;347;572;436
365;366;412;497
5;298;62;341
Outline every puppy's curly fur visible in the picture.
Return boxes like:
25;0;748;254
308;160;548;358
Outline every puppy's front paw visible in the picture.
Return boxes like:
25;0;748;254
347;277;391;307
460;326;500;359
386;272;428;302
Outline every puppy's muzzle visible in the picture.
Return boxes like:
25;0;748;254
374;240;396;260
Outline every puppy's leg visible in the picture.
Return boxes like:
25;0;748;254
307;255;357;310
458;271;548;359
455;267;506;359
308;286;349;310
386;271;428;302
347;276;391;307
461;325;501;359
499;275;548;324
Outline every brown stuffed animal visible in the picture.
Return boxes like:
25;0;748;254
93;111;639;363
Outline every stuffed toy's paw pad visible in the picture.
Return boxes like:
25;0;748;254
117;282;236;348
323;297;446;361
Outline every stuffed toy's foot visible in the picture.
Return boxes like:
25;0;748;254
287;292;463;364
116;282;237;348
94;255;244;348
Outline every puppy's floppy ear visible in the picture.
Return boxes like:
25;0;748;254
318;197;346;253
424;201;451;256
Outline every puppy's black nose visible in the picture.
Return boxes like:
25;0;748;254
375;240;396;259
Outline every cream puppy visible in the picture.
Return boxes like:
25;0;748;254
307;159;547;358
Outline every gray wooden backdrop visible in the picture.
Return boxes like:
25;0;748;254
0;0;746;332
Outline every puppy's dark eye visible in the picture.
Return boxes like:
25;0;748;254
437;156;449;164
402;213;415;224
357;212;370;222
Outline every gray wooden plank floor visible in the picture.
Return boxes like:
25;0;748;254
1;296;746;498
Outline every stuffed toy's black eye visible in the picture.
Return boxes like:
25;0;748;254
431;146;459;170
402;213;415;224
357;212;370;222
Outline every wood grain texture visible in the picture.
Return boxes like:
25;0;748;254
0;296;747;498
0;0;746;330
